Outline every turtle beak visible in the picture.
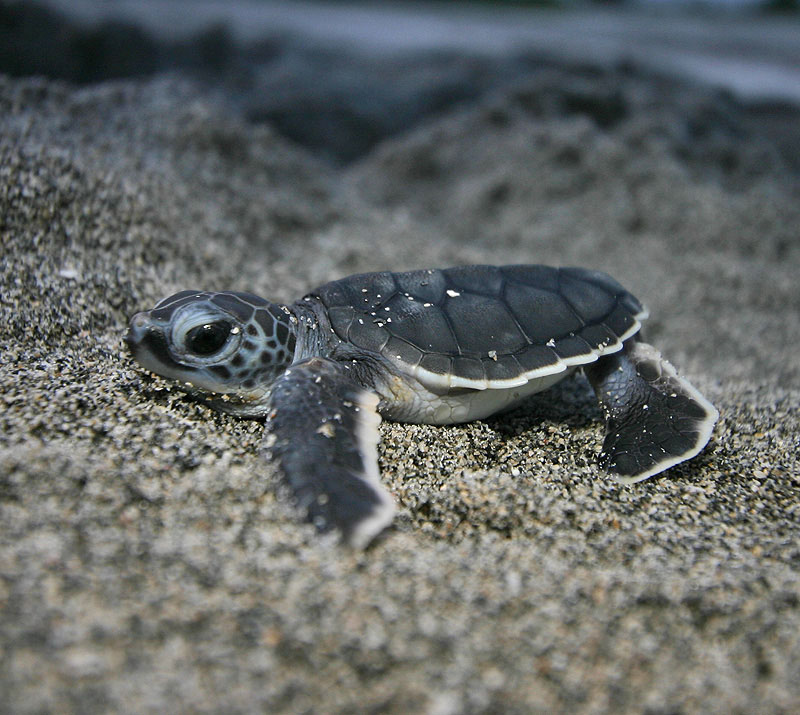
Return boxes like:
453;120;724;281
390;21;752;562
125;311;186;371
125;312;151;355
125;311;201;385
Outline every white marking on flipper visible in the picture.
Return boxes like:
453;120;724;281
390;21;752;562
265;358;395;548
345;388;396;549
612;341;719;484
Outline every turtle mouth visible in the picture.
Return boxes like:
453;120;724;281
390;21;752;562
126;314;198;376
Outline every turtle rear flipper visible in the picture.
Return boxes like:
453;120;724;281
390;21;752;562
584;340;718;483
264;357;395;548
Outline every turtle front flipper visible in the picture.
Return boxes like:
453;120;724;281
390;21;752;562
264;357;395;548
584;340;718;483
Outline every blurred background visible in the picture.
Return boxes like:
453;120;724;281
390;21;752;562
2;0;798;164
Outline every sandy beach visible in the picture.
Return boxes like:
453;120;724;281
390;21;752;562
1;5;799;712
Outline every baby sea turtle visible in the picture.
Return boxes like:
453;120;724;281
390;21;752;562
126;264;717;547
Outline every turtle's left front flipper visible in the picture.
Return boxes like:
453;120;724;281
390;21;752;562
584;340;718;483
263;357;395;548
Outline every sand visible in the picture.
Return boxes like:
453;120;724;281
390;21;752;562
1;53;799;713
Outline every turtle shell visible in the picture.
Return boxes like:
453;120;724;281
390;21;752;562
311;265;647;390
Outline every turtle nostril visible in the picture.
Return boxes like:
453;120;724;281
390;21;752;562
129;312;150;330
124;326;141;351
126;312;153;352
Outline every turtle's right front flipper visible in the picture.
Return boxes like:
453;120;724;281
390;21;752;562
263;357;395;548
584;340;718;483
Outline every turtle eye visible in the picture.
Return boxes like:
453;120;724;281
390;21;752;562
185;321;232;356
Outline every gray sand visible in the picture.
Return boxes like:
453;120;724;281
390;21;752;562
1;65;799;713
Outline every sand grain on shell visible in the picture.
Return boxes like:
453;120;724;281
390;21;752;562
1;70;799;713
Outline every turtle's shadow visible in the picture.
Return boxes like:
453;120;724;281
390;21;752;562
486;372;601;435
485;371;721;485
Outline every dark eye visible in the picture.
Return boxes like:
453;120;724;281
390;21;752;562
185;321;232;355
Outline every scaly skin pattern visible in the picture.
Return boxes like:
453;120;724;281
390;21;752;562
126;265;718;546
128;290;306;415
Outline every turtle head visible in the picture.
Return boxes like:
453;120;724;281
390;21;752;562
126;290;297;416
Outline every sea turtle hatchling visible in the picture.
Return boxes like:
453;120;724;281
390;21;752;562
126;264;718;547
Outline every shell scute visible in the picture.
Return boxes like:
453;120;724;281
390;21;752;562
501;264;560;292
322;271;399;315
483;354;525;382
386;299;457;353
558;272;617;323
443;265;504;295
419;353;453;377
347;317;390;353
394;269;447;304
561;266;626;296
552;334;595;361
503;282;583;343
453;356;486;382
603;304;638;337
514;345;562;373
444;293;527;356
327;306;355;340
620;292;646;316
579;323;620;352
385;336;423;369
383;292;420;320
343;271;398;302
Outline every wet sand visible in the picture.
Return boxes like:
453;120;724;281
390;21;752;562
1;55;799;713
